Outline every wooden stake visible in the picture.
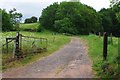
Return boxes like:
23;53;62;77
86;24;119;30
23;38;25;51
6;38;8;53
15;32;20;57
103;32;108;61
20;34;22;50
12;40;16;58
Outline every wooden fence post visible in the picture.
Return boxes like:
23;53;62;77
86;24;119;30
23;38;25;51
103;32;108;61
12;40;16;58
6;38;8;53
20;34;22;50
15;32;20;58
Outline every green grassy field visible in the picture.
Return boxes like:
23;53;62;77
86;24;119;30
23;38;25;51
2;30;70;71
19;23;39;31
81;34;119;78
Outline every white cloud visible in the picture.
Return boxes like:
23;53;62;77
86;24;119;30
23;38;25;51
80;0;110;11
0;0;66;3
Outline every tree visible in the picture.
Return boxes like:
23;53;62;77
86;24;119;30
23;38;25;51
39;2;59;30
110;0;120;7
99;6;120;37
24;18;32;23
54;18;77;34
110;0;120;36
24;16;38;23
1;8;22;31
1;9;13;31
99;8;113;33
110;0;120;23
39;1;102;35
31;16;37;23
9;8;22;30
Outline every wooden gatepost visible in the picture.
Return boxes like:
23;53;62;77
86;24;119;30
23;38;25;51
14;32;22;58
103;32;108;61
6;38;8;53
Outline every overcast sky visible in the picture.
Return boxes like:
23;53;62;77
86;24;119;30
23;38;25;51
0;0;110;22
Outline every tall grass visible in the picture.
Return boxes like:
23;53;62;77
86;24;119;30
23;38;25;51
81;34;119;78
19;23;39;31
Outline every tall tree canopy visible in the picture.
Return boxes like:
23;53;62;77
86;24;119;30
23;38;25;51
39;1;120;36
99;0;120;37
39;2;102;35
39;2;59;30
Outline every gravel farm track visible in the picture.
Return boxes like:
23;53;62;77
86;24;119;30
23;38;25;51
3;37;94;78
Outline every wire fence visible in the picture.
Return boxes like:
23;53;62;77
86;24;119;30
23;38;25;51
2;32;48;64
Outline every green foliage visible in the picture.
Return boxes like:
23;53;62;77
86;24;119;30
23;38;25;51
99;5;120;37
1;8;22;31
99;0;120;37
39;2;102;35
110;0;120;7
54;18;77;34
31;16;37;23
25;16;37;23
81;35;119;78
9;8;22;30
39;2;59;30
1;9;13;31
39;1;119;36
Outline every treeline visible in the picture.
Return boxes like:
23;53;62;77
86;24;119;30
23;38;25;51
98;5;120;37
39;1;120;36
24;16;37;23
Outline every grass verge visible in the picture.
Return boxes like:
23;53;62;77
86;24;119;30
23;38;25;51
19;23;39;31
81;34;119;78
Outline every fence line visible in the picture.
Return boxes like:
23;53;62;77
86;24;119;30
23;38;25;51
2;32;48;62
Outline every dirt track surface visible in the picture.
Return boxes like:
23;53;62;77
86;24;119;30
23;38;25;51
3;37;93;78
